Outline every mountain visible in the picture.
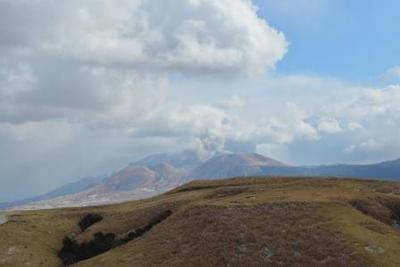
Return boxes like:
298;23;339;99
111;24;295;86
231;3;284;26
91;162;187;194
1;152;201;210
7;162;188;210
3;177;400;266
35;176;106;198
5;152;400;211
188;152;287;180
261;158;400;180
133;150;204;170
0;176;104;210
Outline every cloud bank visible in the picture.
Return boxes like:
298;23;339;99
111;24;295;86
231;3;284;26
0;0;288;126
0;0;288;201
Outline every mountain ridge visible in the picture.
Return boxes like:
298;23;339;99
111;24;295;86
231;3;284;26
2;151;400;210
188;152;287;180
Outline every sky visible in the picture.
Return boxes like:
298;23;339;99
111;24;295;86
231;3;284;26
0;0;399;202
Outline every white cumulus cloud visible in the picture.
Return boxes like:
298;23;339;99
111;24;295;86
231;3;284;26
0;0;287;76
0;0;288;201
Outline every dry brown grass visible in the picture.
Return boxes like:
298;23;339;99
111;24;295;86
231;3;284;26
2;177;400;266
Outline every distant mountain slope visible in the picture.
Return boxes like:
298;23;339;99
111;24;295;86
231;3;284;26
188;152;287;180
92;162;187;193
4;151;400;211
36;176;106;198
8;162;188;210
0;176;104;210
261;159;400;180
133;150;204;170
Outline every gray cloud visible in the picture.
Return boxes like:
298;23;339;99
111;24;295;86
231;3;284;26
0;0;287;125
0;0;288;201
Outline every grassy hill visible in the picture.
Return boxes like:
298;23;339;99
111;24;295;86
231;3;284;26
2;177;400;266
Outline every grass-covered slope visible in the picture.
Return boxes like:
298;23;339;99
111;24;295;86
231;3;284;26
2;177;400;266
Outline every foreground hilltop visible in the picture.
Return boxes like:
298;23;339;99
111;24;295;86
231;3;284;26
2;177;400;266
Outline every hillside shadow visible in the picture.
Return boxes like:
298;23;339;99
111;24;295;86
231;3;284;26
58;210;172;266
